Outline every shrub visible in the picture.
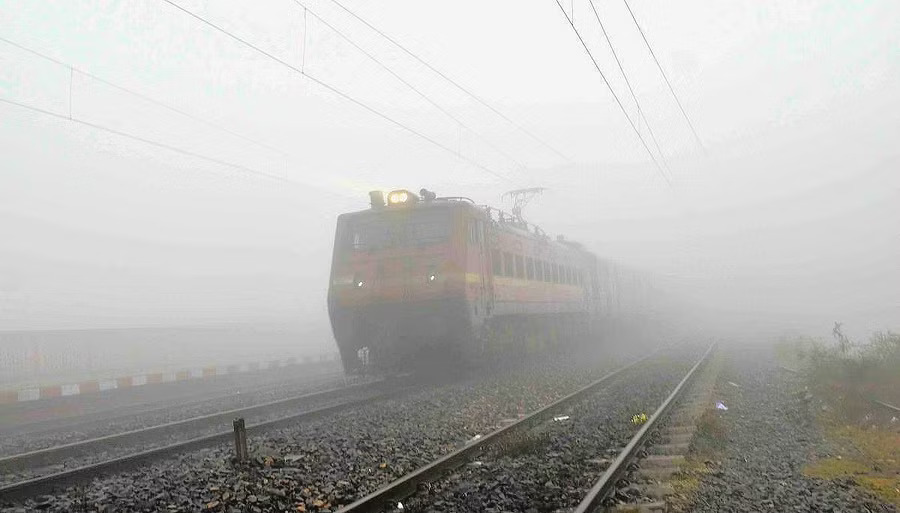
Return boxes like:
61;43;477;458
790;329;900;422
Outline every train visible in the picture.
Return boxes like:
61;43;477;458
327;188;656;373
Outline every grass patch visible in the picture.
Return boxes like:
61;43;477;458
692;408;728;455
667;406;729;512
780;327;900;506
805;423;900;506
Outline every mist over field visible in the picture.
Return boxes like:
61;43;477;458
1;0;897;374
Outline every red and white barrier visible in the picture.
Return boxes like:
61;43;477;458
0;353;340;405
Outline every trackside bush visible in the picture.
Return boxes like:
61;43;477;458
778;329;900;422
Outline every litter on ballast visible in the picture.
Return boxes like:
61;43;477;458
715;401;728;411
631;413;648;425
553;415;570;422
727;381;740;388
468;434;482;443
396;502;404;510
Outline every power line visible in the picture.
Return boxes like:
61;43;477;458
324;0;572;164
0;36;288;159
0;95;307;187
292;0;525;171
621;0;704;150
552;0;670;184
161;0;514;184
586;0;670;173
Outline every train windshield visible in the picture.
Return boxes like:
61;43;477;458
345;209;452;251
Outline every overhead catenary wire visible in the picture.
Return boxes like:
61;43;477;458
160;0;515;184
0;96;306;187
324;0;572;164
586;0;670;174
291;0;526;172
552;0;670;184
0;36;289;159
621;0;704;150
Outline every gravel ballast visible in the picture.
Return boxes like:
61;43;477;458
0;341;661;512
0;372;359;458
399;351;702;513
690;345;897;513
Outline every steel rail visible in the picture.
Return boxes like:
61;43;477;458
336;350;664;513
0;378;380;473
574;342;717;513
0;369;346;439
0;379;411;501
872;399;899;413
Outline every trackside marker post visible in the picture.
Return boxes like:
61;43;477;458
232;418;248;462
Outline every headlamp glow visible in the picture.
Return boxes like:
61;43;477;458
387;189;417;205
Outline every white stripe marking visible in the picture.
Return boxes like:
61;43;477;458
18;389;40;402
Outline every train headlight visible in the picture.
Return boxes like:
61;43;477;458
427;270;437;283
387;189;417;205
353;273;364;289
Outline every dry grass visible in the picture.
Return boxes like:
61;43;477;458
779;330;900;506
805;421;900;506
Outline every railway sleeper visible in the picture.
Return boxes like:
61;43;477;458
608;355;722;512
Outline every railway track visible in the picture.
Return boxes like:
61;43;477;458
0;361;344;436
0;376;417;501
336;343;716;513
0;369;349;455
574;343;718;512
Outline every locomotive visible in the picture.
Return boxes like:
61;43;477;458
327;188;653;373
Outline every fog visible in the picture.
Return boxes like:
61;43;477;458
2;0;898;373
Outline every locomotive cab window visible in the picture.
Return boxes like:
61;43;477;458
345;210;451;251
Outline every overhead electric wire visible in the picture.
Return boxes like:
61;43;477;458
0;36;287;159
0;96;303;187
586;0;670;173
324;0;572;164
292;0;525;171
160;0;514;184
621;0;704;150
552;0;670;184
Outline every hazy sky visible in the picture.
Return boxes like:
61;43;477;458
1;0;898;340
